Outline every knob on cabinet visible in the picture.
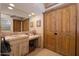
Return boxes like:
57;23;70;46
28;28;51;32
54;33;57;35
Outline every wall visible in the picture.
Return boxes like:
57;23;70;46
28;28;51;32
29;14;43;48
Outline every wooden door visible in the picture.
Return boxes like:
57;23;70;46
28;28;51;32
44;11;56;51
58;6;70;55
55;9;62;54
61;5;76;55
69;4;76;56
77;4;79;56
13;20;21;32
44;4;76;56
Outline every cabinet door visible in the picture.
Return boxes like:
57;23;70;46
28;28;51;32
11;44;19;56
55;9;62;54
44;4;76;56
19;41;29;56
22;41;29;55
61;6;71;55
44;11;56;51
22;19;29;31
61;5;76;55
10;41;19;56
69;4;76;56
77;4;79;56
19;43;25;56
13;20;21;32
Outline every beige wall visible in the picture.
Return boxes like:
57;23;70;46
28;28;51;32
29;14;43;48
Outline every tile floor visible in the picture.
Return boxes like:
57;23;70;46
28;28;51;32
27;48;61;56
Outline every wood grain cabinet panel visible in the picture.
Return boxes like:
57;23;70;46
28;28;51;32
55;9;62;54
61;6;71;55
10;40;19;56
44;4;77;56
44;11;56;52
22;19;29;31
10;39;29;56
13;20;21;32
68;4;76;56
77;4;79;56
19;41;29;56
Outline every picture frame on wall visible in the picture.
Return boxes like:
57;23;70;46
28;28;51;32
30;22;33;27
37;20;41;27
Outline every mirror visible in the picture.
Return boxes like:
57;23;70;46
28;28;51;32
1;14;13;32
0;3;29;32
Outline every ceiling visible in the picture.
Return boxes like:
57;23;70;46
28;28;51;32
1;3;57;18
44;3;57;8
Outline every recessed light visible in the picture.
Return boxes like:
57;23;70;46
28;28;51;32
9;3;15;7
8;7;13;10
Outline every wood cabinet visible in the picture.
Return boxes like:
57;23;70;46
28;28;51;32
10;40;19;56
11;44;19;56
44;4;77;56
55;8;62;54
10;39;29;56
19;40;29;56
60;5;76;55
13;20;21;32
13;18;29;32
44;11;56;51
77;4;79;56
22;18;29;31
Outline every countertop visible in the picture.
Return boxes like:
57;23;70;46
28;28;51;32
29;35;40;40
5;34;28;41
5;34;40;41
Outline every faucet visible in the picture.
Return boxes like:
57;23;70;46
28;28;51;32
1;37;5;41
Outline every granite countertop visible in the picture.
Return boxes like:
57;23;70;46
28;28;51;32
29;35;40;40
5;34;28;41
5;34;40;41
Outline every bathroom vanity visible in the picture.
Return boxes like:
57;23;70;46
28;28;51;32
5;34;40;56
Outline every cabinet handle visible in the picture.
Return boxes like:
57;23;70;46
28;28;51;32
54;33;57;35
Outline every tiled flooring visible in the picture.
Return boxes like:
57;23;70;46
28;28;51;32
27;48;61;56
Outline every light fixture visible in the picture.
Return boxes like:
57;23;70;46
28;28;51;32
9;3;15;7
28;14;31;17
8;7;13;10
32;12;35;16
28;13;35;17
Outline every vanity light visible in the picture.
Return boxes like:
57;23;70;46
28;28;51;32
8;7;13;10
9;3;15;7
